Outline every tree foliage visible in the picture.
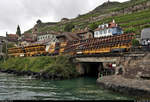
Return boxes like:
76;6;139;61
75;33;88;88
132;39;140;46
64;23;75;32
89;23;98;30
124;28;136;33
36;19;42;24
16;25;21;37
0;56;79;79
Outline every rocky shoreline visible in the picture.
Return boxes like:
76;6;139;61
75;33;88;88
0;69;77;80
96;75;150;98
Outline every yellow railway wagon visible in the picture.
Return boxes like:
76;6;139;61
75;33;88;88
59;42;67;54
8;47;25;57
24;44;46;56
48;42;56;55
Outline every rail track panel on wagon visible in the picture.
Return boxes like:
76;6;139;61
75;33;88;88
48;42;61;56
74;33;135;57
24;44;47;57
8;44;47;57
59;42;67;55
8;47;25;57
8;33;135;57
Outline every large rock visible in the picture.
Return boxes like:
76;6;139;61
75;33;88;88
122;53;150;79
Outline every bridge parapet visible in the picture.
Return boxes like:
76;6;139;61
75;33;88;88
75;57;119;63
75;53;145;62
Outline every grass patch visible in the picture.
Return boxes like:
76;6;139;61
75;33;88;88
0;55;79;79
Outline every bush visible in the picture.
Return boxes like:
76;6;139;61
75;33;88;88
89;23;98;30
124;28;136;33
132;39;140;46
64;23;75;32
0;56;79;79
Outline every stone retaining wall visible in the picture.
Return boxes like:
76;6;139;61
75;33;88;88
97;75;150;97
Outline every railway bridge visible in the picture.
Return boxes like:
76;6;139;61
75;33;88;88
73;52;146;77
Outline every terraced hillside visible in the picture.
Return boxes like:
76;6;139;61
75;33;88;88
24;0;150;36
95;9;150;35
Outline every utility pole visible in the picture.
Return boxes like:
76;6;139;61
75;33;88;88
0;40;3;60
0;43;2;55
0;39;7;61
4;40;8;57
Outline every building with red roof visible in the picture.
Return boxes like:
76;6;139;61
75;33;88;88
6;34;19;42
21;33;37;42
94;19;123;38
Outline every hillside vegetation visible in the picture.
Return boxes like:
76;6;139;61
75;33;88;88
24;0;150;35
0;56;79;79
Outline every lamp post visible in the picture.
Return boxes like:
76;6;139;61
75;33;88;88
0;40;4;61
0;42;2;58
4;40;8;60
0;39;8;61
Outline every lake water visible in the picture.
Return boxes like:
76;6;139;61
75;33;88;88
0;72;134;100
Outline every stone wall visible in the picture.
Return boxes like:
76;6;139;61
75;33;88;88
119;53;150;79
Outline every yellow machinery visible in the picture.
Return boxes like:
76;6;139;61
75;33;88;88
8;44;47;57
8;47;25;57
48;42;56;55
7;33;135;57
24;44;46;57
59;42;67;55
78;33;135;55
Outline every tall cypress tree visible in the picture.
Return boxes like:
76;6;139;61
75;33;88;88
16;25;21;37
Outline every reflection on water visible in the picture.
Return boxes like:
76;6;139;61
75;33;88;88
0;73;134;100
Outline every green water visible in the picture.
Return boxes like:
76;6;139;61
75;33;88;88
0;73;134;100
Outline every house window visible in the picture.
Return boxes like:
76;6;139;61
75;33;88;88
100;31;102;34
97;32;99;37
96;31;98;35
108;29;111;33
104;29;107;34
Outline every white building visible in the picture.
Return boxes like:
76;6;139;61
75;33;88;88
36;32;60;52
94;20;123;38
37;33;59;43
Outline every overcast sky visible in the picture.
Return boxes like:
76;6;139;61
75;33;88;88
0;0;129;36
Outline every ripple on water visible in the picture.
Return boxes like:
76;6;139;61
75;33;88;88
0;74;134;100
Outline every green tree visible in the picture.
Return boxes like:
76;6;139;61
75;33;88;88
89;23;98;30
124;28;136;33
36;19;42;24
132;39;139;46
64;23;75;32
16;25;21;37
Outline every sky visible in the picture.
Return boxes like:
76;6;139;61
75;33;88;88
0;0;129;36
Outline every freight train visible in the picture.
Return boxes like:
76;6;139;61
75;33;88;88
8;33;135;57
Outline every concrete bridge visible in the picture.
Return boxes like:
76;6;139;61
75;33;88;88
75;57;119;63
73;52;146;77
74;53;145;63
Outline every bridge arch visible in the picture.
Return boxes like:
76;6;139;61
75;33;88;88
76;62;104;77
